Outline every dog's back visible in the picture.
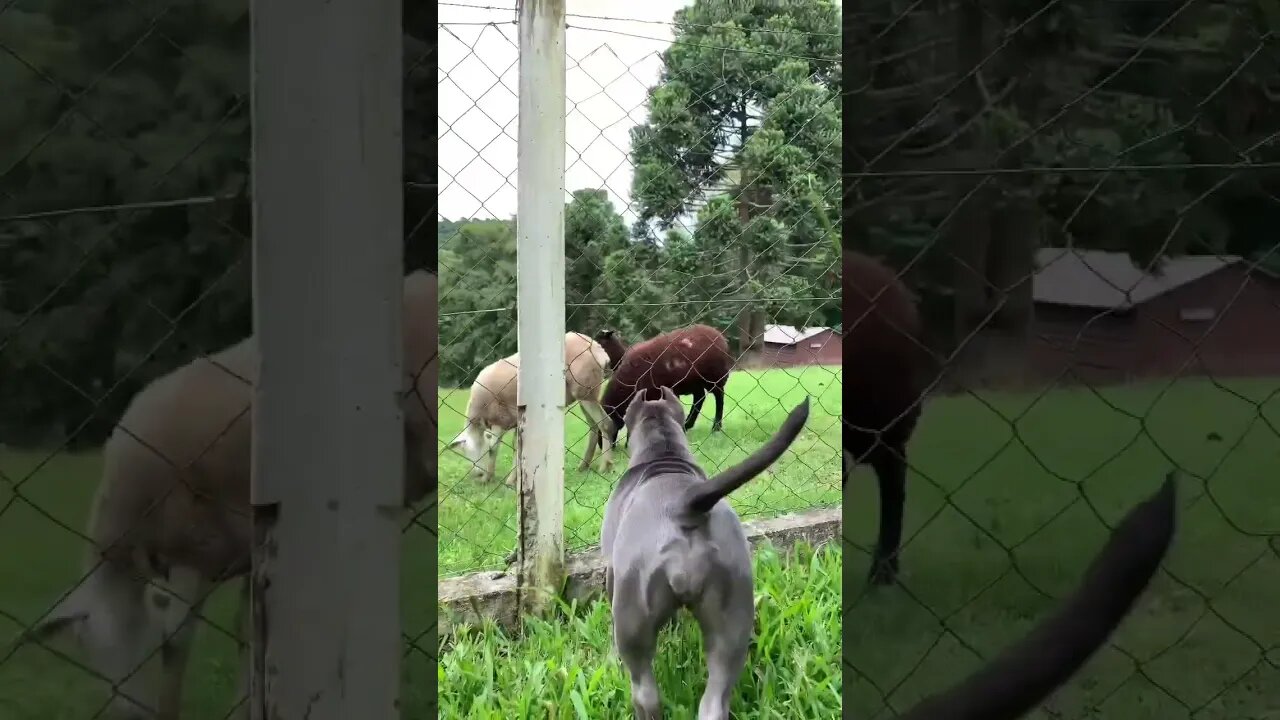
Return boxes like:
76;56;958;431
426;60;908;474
602;394;811;584
607;469;753;615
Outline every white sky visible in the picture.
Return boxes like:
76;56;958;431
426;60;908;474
437;0;696;226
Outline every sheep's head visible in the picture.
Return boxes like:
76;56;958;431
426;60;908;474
593;329;628;369
447;424;498;465
23;567;168;719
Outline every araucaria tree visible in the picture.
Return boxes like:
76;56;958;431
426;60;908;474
627;0;841;354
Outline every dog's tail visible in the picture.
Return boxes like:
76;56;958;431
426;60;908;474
899;473;1177;720
685;397;810;515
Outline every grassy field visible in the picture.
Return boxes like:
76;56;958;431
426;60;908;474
845;377;1280;719
439;542;842;718
0;453;438;719
437;366;845;577
3;374;1279;717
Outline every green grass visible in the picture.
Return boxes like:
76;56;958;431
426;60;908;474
0;366;837;718
438;366;844;577
439;541;842;718
845;377;1280;719
4;375;1280;717
0;452;437;719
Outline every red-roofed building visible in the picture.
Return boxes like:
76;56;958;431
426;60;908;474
754;324;842;368
1029;248;1280;384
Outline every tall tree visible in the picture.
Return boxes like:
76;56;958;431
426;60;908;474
565;189;630;333
849;0;1280;379
0;0;442;446
437;190;633;386
628;0;841;356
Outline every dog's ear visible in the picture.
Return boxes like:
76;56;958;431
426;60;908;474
658;386;683;417
623;388;648;428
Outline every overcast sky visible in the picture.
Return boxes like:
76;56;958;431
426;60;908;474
438;0;696;226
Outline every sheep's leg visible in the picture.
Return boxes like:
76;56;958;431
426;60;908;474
581;417;599;474
504;431;520;487
156;567;212;720
710;384;725;432
578;400;612;472
465;424;488;481
484;430;502;484
571;400;598;471
869;449;907;585
684;387;706;430
595;403;614;471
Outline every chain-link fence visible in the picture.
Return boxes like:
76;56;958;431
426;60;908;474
437;7;842;586
847;0;1280;717
2;1;437;717
0;1;254;716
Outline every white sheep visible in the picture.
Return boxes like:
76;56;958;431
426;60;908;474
23;270;438;720
448;331;613;484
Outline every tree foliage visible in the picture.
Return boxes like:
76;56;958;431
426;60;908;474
628;0;842;351
0;0;435;446
435;0;844;388
848;0;1280;372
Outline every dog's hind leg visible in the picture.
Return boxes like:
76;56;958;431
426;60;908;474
693;583;752;720
612;587;664;719
616;625;662;718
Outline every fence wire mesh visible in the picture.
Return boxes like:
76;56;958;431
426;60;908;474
1;2;437;717
437;14;842;581
847;0;1280;717
401;6;440;706
0;2;253;717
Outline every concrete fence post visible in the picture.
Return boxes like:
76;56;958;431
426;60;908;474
515;0;568;617
249;0;403;716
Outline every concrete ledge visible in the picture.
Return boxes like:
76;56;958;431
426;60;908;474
439;506;840;635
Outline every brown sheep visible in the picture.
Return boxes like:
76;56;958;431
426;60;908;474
447;332;614;483
24;270;438;720
598;324;733;447
843;250;929;586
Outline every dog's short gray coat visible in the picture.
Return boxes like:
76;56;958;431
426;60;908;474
600;386;810;719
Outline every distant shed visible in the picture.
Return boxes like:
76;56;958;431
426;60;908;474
755;325;842;368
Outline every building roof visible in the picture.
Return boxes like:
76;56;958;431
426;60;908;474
762;325;831;345
1032;247;1241;310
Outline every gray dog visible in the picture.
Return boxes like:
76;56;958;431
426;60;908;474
601;386;811;719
